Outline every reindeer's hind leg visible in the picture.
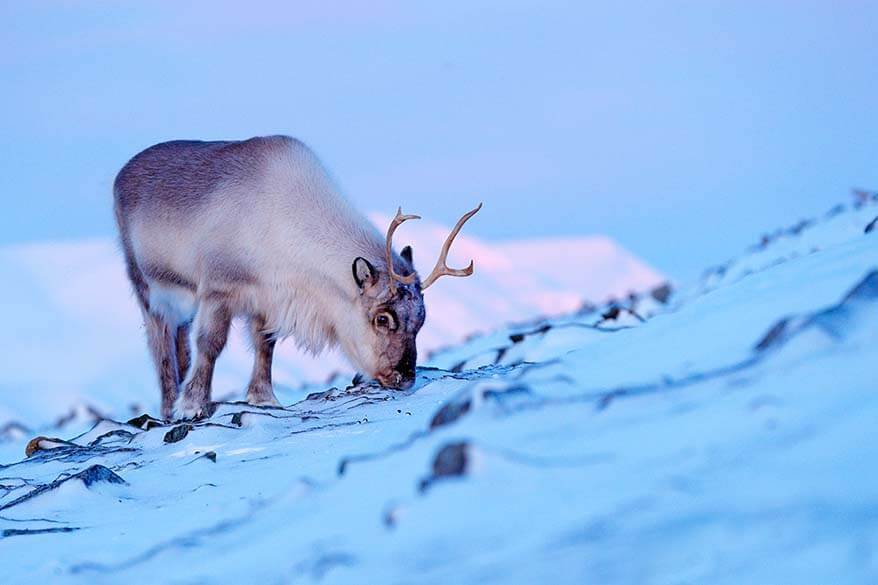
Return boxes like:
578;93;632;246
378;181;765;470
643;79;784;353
123;250;180;421
176;297;231;420
175;323;192;385
246;315;281;407
145;313;180;421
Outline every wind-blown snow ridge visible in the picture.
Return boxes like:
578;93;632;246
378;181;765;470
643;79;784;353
0;196;876;583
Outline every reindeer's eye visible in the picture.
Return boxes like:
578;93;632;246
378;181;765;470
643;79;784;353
374;312;396;330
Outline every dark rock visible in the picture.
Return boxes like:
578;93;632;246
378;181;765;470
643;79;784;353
601;306;621;321
788;219;813;236
865;216;877;234
755;271;878;352
88;430;136;446
163;424;191;444
842;270;878;302
77;465;127;487
825;203;845;218
127;414;165;430
430;397;472;429
0;465;126;512
754;317;793;352
2;527;80;539
650;283;673;304
419;442;471;492
702;264;728;280
432;442;469;479
450;360;467;373
596;390;626;412
509;333;525;344
305;389;336;401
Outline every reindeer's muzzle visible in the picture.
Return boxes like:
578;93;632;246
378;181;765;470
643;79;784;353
377;371;415;390
378;344;417;389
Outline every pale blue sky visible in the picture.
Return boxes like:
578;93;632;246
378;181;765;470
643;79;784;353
1;1;875;281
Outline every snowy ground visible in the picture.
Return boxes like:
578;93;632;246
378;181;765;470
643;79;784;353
1;197;876;583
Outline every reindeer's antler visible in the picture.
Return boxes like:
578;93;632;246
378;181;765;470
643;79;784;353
386;207;421;293
421;203;482;290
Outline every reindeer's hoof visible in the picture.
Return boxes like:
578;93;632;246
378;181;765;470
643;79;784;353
246;384;281;408
174;398;215;421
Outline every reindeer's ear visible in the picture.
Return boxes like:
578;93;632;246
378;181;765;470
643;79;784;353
400;245;414;267
352;257;378;289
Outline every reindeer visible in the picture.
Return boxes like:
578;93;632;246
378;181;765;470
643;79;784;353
114;136;480;420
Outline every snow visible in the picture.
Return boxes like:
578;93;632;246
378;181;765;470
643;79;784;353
0;198;876;583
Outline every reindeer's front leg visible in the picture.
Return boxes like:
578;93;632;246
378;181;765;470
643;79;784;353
246;315;281;407
176;298;231;420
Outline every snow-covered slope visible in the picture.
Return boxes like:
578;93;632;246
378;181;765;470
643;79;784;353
0;198;876;584
0;217;664;428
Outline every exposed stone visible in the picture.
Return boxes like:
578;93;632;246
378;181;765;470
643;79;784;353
430;397;472;429
601;306;621;321
650;283;673;304
0;465;126;512
754;317;793;352
432;442;469;479
1;527;80;539
163;424;192;444
127;414;165;430
88;429;136;447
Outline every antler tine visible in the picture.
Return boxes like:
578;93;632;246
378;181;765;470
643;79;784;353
421;203;483;290
386;207;421;293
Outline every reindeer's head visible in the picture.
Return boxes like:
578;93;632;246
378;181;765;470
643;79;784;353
346;204;482;390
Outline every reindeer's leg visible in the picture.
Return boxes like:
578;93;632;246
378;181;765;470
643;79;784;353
176;298;231;420
124;252;180;421
144;312;179;421
246;315;280;407
175;323;192;385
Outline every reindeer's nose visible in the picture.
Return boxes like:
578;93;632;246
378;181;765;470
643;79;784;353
396;373;415;390
377;371;414;390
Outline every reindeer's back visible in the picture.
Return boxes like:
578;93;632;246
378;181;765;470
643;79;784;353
114;135;381;304
114;136;297;221
114;136;326;287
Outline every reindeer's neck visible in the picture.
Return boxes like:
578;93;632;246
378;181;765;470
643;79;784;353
260;228;385;355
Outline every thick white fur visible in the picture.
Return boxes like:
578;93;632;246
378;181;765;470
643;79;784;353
128;140;389;375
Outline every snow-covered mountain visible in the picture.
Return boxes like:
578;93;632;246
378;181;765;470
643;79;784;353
0;216;665;428
0;196;875;583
